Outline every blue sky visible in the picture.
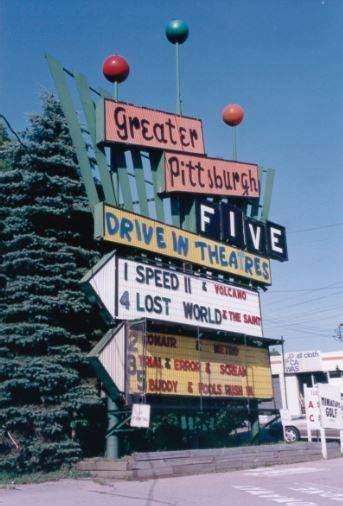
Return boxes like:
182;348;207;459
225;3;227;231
1;0;343;352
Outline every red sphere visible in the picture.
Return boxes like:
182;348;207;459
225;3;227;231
222;104;244;126
102;55;130;83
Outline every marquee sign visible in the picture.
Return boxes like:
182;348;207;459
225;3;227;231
197;201;288;261
126;330;273;399
96;99;205;154
164;153;260;198
95;203;272;284
85;253;263;336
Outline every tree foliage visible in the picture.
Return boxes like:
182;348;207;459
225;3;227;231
0;95;109;474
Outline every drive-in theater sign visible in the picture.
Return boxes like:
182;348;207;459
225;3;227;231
47;29;287;456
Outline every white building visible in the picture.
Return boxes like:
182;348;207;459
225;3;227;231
269;350;343;416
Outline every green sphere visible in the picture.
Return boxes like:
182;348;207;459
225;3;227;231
165;20;189;44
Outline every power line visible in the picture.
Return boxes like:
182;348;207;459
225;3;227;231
288;222;343;234
266;283;343;294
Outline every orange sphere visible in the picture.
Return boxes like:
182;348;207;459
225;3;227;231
222;104;244;126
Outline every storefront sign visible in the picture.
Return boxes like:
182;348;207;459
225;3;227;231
284;351;322;374
96;99;205;154
164;152;259;198
95;203;271;284
126;329;272;399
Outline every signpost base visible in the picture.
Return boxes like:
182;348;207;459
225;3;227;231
320;427;327;459
106;396;119;459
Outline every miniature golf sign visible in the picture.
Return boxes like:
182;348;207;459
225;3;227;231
84;253;263;338
96;99;205;154
164;152;260;198
95;203;272;285
318;383;342;430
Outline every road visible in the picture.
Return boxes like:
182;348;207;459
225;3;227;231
2;458;343;505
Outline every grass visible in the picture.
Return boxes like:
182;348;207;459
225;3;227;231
0;468;90;488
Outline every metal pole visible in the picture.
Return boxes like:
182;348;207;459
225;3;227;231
106;396;119;458
320;427;328;459
244;334;252;436
197;327;203;413
114;81;118;101
232;127;237;160
281;337;288;410
176;42;181;114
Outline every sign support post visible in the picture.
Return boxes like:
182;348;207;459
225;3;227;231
106;397;119;458
320;427;327;459
340;430;343;454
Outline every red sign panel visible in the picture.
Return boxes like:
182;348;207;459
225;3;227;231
164;152;260;198
98;99;205;155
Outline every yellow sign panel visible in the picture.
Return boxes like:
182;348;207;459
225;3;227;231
126;330;273;399
99;204;271;284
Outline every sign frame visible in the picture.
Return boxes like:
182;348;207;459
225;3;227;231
163;152;260;198
94;202;272;285
96;98;206;155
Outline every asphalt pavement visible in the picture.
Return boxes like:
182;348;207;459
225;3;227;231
2;457;343;505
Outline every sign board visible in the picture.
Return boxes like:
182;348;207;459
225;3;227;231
85;253;263;337
284;351;322;374
95;203;272;285
304;386;320;430
318;383;342;430
96;99;205;154
87;323;126;400
126;328;273;399
130;403;151;428
197;202;288;261
164;153;260;198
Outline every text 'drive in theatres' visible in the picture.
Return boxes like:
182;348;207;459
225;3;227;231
97;203;272;284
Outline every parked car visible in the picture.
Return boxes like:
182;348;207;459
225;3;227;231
283;415;341;443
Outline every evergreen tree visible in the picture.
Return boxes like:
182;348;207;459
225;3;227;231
0;120;10;171
0;94;109;474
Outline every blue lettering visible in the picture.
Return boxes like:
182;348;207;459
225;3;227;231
228;251;238;269
245;256;253;274
120;218;134;241
254;257;261;276
135;219;142;241
142;224;153;245
262;261;270;281
172;231;189;256
208;244;219;265
237;251;244;270
219;246;228;266
106;212;119;235
195;241;207;261
156;226;166;249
